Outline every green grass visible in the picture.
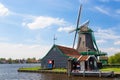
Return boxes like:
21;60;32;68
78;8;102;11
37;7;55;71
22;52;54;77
19;66;41;71
100;68;120;72
51;68;67;72
18;67;66;72
19;67;120;73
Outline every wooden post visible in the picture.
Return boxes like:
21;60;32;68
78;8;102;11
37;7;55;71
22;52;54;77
68;59;72;77
111;71;114;77
83;70;85;77
87;60;90;70
99;71;101;77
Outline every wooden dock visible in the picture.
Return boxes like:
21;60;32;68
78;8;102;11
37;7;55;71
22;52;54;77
71;71;114;77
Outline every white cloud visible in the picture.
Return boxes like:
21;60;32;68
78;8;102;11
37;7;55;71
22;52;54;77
22;22;26;26
0;42;51;59
95;28;120;56
100;47;120;56
23;16;66;30
96;39;106;44
57;26;74;32
99;0;110;2
94;6;120;17
116;9;120;14
79;0;89;4
0;3;9;16
114;41;120;45
95;28;120;40
94;6;110;16
0;37;9;41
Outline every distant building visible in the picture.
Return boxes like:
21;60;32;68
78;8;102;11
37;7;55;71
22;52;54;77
99;56;108;65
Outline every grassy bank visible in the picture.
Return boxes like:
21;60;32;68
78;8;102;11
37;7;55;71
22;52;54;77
19;66;41;71
100;68;120;73
18;67;120;73
18;66;66;73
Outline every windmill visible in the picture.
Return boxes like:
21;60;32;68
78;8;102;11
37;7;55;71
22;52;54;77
71;4;99;55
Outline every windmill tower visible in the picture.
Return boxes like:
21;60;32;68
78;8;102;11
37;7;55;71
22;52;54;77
71;5;99;54
76;21;98;53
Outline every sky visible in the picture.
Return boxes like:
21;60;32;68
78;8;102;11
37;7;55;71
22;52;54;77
0;0;120;59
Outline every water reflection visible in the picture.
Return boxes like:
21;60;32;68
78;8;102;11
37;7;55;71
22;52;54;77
39;73;119;80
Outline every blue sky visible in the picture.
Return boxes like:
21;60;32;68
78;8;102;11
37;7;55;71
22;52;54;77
0;0;120;59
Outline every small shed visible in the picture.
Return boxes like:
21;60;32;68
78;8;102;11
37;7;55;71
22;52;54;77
69;55;98;72
41;45;80;69
78;55;98;71
99;56;108;65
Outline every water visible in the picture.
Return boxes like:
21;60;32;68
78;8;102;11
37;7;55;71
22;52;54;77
0;64;119;80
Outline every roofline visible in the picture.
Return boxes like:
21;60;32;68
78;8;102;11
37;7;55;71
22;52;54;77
41;44;55;60
42;44;80;60
55;45;72;58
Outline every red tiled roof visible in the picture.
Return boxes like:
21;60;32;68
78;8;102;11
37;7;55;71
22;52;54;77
78;55;89;61
80;56;89;61
56;45;80;58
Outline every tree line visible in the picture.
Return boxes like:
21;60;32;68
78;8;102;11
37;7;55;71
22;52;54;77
108;52;120;64
0;57;41;64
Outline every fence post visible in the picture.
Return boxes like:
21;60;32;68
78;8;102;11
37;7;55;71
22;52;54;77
99;71;101;77
68;58;72;77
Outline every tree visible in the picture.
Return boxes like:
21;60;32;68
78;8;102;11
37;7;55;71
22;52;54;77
114;53;120;64
108;52;120;64
26;58;31;63
8;58;12;64
108;56;115;64
32;57;36;60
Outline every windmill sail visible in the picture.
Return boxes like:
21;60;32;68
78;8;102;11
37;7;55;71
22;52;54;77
73;4;82;48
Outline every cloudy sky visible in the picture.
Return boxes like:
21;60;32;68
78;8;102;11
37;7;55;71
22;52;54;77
0;0;120;59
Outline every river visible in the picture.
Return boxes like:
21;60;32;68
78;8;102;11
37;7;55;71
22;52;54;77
0;64;119;80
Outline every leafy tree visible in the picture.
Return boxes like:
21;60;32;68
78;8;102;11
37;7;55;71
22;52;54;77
0;58;6;60
114;53;120;64
108;52;120;64
108;56;115;64
26;58;31;63
32;57;36;60
8;58;12;64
